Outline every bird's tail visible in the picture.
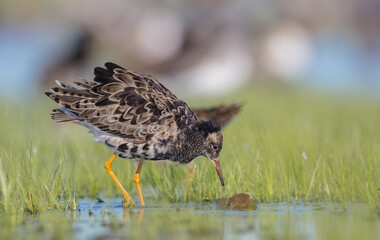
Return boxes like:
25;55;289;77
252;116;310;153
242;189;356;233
49;107;81;123
45;79;93;123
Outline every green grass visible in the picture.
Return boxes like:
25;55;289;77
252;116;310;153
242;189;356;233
1;84;380;215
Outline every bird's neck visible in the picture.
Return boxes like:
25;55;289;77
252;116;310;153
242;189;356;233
172;127;205;164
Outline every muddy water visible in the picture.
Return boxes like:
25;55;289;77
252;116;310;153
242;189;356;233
6;199;380;240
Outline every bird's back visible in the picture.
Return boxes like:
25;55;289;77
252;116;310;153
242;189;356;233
46;62;198;160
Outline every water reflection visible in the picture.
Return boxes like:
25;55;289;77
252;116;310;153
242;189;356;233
67;199;379;240
3;199;378;239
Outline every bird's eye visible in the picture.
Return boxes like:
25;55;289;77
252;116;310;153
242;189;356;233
212;144;218;151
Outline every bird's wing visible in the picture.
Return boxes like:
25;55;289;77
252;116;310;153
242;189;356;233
46;62;198;143
192;103;241;128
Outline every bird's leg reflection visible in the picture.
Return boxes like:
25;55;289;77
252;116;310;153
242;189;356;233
122;206;144;225
137;208;143;225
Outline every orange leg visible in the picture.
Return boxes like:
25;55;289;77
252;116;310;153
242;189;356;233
134;162;145;206
104;154;135;207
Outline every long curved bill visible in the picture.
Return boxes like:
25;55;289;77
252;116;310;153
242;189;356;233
211;158;224;186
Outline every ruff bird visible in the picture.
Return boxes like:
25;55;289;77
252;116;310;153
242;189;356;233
46;62;227;207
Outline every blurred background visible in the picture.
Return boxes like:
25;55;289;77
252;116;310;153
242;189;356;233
1;0;380;100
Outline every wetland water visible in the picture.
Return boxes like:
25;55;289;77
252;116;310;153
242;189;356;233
7;199;380;240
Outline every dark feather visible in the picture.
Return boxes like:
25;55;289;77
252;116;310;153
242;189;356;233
192;103;241;128
46;62;198;144
50;108;80;123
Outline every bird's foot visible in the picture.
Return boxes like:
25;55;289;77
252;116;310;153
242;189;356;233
122;196;135;208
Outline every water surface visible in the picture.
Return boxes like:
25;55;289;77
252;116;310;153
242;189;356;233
8;199;377;240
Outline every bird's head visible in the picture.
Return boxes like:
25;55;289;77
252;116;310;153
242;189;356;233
194;120;224;186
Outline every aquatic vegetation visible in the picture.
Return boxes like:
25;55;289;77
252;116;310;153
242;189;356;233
1;84;380;238
2;85;380;211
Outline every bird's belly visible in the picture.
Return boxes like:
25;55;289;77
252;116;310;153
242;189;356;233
100;137;171;161
84;124;174;161
116;149;171;161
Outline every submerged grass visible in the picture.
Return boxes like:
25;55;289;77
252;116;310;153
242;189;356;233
1;84;380;219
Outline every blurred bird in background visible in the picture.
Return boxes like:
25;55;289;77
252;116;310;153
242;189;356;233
3;0;379;99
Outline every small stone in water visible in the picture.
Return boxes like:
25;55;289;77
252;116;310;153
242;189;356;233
216;193;258;210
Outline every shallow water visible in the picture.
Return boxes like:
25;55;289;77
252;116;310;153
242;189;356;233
4;199;380;240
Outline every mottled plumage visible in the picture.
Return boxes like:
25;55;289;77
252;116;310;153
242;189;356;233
47;63;199;160
46;63;226;205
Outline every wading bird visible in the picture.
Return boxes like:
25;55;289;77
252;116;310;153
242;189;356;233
46;62;231;207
